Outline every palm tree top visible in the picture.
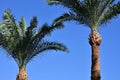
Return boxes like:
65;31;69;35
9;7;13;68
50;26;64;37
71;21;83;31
0;9;68;68
47;0;120;29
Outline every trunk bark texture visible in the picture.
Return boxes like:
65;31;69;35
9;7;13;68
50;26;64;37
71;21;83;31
16;66;28;80
89;29;102;80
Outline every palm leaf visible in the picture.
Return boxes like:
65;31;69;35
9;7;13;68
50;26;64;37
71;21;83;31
96;0;114;26
47;0;87;17
26;22;64;51
2;9;21;51
26;16;38;38
24;23;62;60
25;41;68;64
101;2;120;24
18;17;26;37
52;12;75;26
52;12;90;27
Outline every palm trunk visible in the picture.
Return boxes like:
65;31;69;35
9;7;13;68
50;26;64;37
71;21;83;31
89;29;102;80
16;66;28;80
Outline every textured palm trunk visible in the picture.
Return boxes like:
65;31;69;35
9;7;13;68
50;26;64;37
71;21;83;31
89;29;102;80
16;66;28;80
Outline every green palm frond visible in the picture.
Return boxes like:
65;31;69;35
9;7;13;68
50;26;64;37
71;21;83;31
37;41;68;53
19;17;26;37
96;0;114;26
2;9;21;51
3;9;19;33
25;41;68;64
47;0;87;16
3;9;16;25
52;12;90;26
52;12;75;26
22;17;38;50
25;23;64;59
47;0;120;29
47;0;91;27
101;2;120;24
30;16;38;28
26;16;38;38
47;0;80;7
0;32;7;46
29;22;63;45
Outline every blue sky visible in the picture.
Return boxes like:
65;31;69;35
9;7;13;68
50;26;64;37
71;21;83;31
0;0;120;80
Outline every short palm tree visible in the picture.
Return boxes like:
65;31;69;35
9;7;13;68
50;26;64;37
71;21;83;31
47;0;120;80
0;10;68;80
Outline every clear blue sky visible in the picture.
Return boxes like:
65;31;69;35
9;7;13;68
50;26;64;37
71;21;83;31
0;0;120;80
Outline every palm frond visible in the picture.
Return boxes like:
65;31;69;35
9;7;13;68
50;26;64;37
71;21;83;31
3;9;18;32
2;9;21;50
3;9;16;25
25;23;63;58
25;41;68;64
101;2;120;24
96;0;114;26
48;0;80;7
47;0;87;16
26;16;38;38
53;12;91;27
47;0;60;4
52;12;75;26
37;41;68;53
30;16;38;28
20;17;38;52
28;21;64;48
47;0;91;27
18;17;26;37
0;33;7;46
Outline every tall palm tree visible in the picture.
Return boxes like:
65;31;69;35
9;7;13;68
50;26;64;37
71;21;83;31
0;10;68;80
47;0;120;80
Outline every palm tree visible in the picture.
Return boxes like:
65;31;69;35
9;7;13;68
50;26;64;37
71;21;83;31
0;9;68;80
47;0;120;80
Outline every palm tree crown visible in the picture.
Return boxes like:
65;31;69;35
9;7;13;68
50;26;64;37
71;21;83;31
0;9;68;68
47;0;120;29
47;0;120;80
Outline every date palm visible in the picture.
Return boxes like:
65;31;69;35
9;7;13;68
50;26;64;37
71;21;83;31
0;10;68;80
47;0;120;80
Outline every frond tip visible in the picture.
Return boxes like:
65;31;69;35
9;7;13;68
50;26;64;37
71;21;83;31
30;16;38;28
47;0;60;5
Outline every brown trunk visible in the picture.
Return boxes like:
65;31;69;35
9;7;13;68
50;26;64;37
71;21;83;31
16;66;28;80
89;29;102;80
